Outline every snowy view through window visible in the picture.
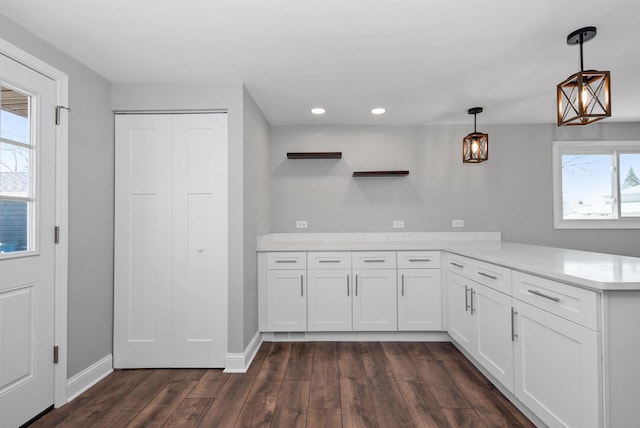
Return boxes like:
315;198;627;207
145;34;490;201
562;153;640;219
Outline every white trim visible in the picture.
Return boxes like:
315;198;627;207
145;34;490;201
260;331;451;342
66;354;113;403
0;38;70;407
223;331;263;373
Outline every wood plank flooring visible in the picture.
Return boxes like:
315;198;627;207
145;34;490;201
29;342;535;428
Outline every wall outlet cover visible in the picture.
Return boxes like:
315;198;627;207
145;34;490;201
452;219;464;228
296;220;308;229
393;220;405;229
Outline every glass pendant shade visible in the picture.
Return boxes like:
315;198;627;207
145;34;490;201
557;27;611;126
463;132;488;163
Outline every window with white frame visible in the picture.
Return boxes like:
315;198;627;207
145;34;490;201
552;141;640;229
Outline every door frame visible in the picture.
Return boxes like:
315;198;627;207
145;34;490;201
0;38;69;408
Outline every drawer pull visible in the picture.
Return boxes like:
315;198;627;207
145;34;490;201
408;258;431;262
450;262;464;268
528;289;560;303
276;260;298;263
364;259;386;263
478;271;498;280
319;260;341;263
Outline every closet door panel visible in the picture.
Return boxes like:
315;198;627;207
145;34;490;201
114;115;172;368
171;114;228;367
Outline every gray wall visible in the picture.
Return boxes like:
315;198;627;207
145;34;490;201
242;87;271;347
270;123;640;258
0;13;114;378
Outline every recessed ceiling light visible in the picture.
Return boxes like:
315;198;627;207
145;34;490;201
371;107;386;115
311;107;326;115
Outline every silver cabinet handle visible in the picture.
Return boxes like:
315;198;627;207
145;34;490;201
355;274;358;296
401;274;405;296
364;259;386;263
470;288;475;314
511;307;518;341
300;275;304;297
347;274;350;297
319;260;340;263
450;262;464;268
464;285;470;312
478;271;497;280
408;258;431;262
528;289;560;302
276;260;297;263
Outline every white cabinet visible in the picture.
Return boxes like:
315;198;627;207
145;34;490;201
512;272;601;428
446;255;514;392
308;252;352;331
264;252;307;332
398;251;442;331
352;252;397;331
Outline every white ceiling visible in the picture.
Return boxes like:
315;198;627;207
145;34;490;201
1;0;639;126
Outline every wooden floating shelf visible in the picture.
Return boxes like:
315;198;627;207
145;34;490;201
352;170;410;177
287;152;342;159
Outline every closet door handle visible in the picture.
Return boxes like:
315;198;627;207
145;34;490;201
355;275;358;296
300;275;304;297
401;274;405;296
528;289;560;302
511;307;518;341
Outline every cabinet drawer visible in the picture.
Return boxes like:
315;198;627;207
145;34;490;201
513;271;600;330
308;252;352;269
472;260;512;295
397;251;440;269
267;252;307;269
447;253;473;275
352;251;396;269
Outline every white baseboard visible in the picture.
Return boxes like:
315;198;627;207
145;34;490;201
223;331;263;373
66;354;113;403
260;331;451;342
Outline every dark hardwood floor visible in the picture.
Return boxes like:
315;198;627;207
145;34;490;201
30;342;536;427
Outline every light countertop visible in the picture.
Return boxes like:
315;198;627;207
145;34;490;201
257;233;640;291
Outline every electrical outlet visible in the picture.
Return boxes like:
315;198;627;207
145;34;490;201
296;220;308;229
452;219;464;228
393;220;405;229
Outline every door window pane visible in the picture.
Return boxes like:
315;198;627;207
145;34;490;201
0;85;32;254
0;87;30;144
561;154;614;219
620;153;640;218
0;200;28;253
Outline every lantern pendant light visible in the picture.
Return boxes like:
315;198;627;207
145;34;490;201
463;107;488;163
557;26;611;126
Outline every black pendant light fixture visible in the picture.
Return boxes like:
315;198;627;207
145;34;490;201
463;107;488;163
557;26;611;126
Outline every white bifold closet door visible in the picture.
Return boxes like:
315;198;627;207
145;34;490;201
114;113;228;368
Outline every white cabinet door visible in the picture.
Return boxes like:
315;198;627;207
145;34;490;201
266;270;307;331
447;271;474;351
353;269;397;331
514;300;601;428
308;269;352;331
398;269;442;331
473;283;515;392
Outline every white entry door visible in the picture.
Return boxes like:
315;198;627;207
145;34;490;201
114;113;228;368
0;54;57;426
